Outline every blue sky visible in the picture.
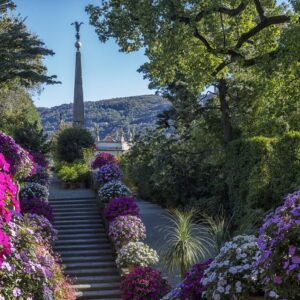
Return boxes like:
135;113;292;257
13;0;152;108
13;1;288;108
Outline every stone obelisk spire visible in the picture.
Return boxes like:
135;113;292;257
72;21;84;127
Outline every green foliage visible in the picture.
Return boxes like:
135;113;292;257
55;127;94;163
158;209;213;279
57;161;89;184
13;121;50;154
0;84;41;135
271;131;300;200
0;16;58;87
226;136;275;227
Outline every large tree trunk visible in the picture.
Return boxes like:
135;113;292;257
219;78;233;144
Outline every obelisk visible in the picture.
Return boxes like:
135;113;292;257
72;21;84;127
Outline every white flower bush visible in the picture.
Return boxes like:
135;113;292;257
98;180;130;203
203;235;262;300
116;241;159;268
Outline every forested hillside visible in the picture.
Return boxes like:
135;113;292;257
38;95;170;138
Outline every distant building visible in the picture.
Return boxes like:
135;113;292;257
96;134;130;156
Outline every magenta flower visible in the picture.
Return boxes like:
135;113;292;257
104;197;139;222
92;152;118;169
120;267;170;300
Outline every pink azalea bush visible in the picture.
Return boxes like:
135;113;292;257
257;190;300;299
0;227;10;266
120;266;171;300
0;154;19;223
109;215;146;247
92;152;118;169
104;196;139;222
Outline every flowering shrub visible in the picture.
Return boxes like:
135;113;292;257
21;198;54;223
163;259;213;300
104;196;139;222
0;131;35;179
257;190;300;299
0;227;10;266
203;235;262;300
26;165;50;187
98;180;130;203
0;154;19;223
0;214;74;299
31;151;48;168
96;163;123;186
109;215;146;248
26;214;57;242
92;152;118;169
20;182;49;201
116;241;159;268
120;266;171;300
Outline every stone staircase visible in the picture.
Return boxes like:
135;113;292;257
49;196;121;300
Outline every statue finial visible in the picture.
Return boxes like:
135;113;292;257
71;21;84;50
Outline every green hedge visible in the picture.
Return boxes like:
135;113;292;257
226;132;300;230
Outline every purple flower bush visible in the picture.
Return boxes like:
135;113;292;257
21;198;54;223
120;266;171;300
31;151;48;168
98;180;130;203
104;196;139;222
0;214;75;299
20;182;49;201
96;163;123;186
26;165;50;187
0;131;35;179
162;259;213;300
257;190;300;299
92;152;118;169
109;215;146;248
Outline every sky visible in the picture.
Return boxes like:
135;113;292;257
13;0;152;108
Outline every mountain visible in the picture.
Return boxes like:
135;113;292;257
37;95;171;139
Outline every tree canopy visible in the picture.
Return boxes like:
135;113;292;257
0;2;59;87
87;0;299;143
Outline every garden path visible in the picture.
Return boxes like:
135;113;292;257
136;200;181;286
49;175;121;300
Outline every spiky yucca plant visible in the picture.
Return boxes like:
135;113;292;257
159;209;213;279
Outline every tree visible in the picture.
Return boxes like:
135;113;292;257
0;3;59;87
0;84;41;135
86;0;296;143
13;121;51;154
55;127;94;163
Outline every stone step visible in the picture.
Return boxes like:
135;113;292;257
64;261;115;270
72;282;119;291
50;202;97;208
54;223;104;230
73;275;120;284
75;289;120;299
55;238;108;246
49;198;96;203
52;206;97;212
49;197;95;201
57;227;105;235
60;249;114;257
65;267;118;277
55;243;111;251
61;254;115;263
53;210;99;217
54;218;101;225
58;233;106;240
